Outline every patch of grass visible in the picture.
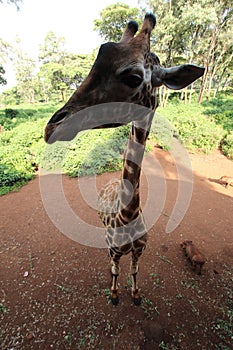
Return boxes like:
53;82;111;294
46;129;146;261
212;274;233;348
150;273;160;288
0;303;7;314
156;252;173;265
141;297;160;319
102;288;112;304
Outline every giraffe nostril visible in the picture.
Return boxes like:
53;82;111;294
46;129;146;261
47;110;68;125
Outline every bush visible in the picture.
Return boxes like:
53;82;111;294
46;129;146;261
221;132;233;160
203;96;233;131
5;108;19;119
151;113;176;150
157;102;225;154
41;126;130;176
0;164;23;187
1;96;232;196
0;105;56;194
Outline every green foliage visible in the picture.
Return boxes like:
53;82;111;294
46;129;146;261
203;94;233;131
0;105;57;130
42;125;130;176
1;93;232;195
15;52;37;104
0;103;130;195
4;108;19;119
0;87;21;105
94;3;139;42
38;31;67;64
151;113;176;150
221;132;233;160
0;0;22;9
202;92;233;158
0;104;56;194
0;64;7;85
156;97;226;154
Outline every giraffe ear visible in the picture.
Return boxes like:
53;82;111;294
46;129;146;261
152;64;205;90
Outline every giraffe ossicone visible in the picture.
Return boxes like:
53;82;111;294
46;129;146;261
44;13;205;305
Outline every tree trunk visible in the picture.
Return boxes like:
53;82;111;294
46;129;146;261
198;65;208;104
189;84;194;104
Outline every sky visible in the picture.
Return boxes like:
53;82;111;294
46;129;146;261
0;0;139;90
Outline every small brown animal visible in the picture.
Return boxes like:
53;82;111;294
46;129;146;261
219;176;233;189
181;240;205;275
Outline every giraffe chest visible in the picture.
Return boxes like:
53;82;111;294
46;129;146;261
97;179;121;220
105;213;147;251
97;179;147;253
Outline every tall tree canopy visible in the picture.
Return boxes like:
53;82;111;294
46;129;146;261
0;0;22;10
141;0;233;100
94;3;139;42
0;39;11;86
0;0;22;85
38;31;67;64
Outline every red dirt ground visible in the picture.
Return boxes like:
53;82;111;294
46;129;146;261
1;148;233;350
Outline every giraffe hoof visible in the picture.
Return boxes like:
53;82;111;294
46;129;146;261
111;296;119;305
133;296;142;306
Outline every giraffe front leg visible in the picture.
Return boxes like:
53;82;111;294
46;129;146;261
130;251;142;305
109;249;121;305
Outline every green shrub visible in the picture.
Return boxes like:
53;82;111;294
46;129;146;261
0;164;23;186
221;132;233;160
0;106;53;194
41;126;130;176
1;96;232;196
203;96;233;131
5;108;19;119
151;113;176;150
157;102;225;154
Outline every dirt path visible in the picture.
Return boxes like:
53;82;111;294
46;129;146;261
1;149;233;350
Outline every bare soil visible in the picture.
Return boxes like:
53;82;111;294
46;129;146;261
1;148;233;350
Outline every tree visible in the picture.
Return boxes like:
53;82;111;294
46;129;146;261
37;53;95;102
196;0;233;102
94;3;139;42
38;31;67;64
0;65;6;85
0;38;13;86
140;0;233;101
15;51;37;103
0;0;22;10
0;86;21;105
0;0;23;86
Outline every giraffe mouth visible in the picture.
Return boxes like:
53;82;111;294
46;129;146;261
44;123;58;144
44;108;77;143
44;115;67;144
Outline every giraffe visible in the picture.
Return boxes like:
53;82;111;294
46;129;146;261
44;13;204;305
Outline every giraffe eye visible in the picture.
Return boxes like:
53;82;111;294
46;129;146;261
120;74;143;88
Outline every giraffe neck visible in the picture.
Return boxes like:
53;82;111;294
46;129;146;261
119;113;153;223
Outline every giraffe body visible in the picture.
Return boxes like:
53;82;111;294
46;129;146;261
98;178;147;304
98;178;147;268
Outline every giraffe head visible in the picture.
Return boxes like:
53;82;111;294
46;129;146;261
45;13;204;143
